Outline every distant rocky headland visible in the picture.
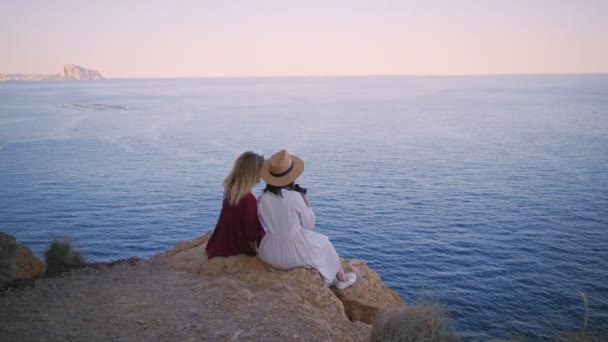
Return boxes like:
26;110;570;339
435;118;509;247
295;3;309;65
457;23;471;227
0;64;104;82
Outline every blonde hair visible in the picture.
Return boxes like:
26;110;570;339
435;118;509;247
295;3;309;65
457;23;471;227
224;151;264;206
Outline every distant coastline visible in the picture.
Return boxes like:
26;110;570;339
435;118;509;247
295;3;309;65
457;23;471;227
4;71;607;82
0;64;103;82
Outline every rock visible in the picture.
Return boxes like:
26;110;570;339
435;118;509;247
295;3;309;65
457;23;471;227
163;230;404;327
230;330;243;341
59;64;103;80
238;288;254;301
11;247;44;279
0;233;18;284
331;259;404;323
0;65;103;82
0;232;44;286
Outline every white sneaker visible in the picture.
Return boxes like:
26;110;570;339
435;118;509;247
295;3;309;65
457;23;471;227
336;272;357;290
324;278;338;287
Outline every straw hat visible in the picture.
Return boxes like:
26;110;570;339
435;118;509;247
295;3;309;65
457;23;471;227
261;150;304;187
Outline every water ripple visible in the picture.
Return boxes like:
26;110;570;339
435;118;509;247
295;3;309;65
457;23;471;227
1;76;608;340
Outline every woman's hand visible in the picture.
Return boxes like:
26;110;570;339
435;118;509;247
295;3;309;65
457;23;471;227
248;241;258;255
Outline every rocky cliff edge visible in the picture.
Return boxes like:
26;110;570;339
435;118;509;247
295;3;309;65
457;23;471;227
161;231;404;326
0;231;403;341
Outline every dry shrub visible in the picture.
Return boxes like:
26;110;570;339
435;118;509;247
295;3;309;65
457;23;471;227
44;240;85;273
371;304;458;342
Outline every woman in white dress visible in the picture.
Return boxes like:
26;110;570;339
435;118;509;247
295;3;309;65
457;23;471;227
257;150;357;289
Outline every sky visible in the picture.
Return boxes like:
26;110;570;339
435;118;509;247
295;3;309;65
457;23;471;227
1;0;607;78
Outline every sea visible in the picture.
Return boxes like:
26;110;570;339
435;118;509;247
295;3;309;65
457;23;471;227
1;75;607;341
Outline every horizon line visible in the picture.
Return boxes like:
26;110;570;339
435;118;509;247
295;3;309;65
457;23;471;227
102;71;608;80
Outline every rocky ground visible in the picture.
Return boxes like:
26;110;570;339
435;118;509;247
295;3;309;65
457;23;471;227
0;232;402;341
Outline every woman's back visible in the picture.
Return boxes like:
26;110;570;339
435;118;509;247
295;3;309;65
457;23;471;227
258;190;315;236
206;193;264;259
257;188;342;281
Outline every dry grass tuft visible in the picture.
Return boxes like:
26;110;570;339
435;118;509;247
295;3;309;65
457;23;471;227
371;303;458;342
44;240;86;273
554;290;603;342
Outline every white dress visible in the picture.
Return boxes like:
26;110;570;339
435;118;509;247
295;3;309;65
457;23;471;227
257;189;340;282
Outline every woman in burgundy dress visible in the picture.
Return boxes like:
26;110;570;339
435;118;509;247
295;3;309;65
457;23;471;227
205;151;266;259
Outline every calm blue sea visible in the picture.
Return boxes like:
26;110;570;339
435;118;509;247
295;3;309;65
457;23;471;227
1;76;607;340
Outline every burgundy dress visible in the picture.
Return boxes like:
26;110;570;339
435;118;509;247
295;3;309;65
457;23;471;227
205;192;265;259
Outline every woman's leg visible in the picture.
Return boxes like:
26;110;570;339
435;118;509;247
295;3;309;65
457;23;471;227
336;264;346;282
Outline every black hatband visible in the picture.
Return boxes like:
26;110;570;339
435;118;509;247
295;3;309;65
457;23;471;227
270;161;294;178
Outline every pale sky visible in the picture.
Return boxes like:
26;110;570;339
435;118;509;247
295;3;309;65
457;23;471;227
1;0;607;77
